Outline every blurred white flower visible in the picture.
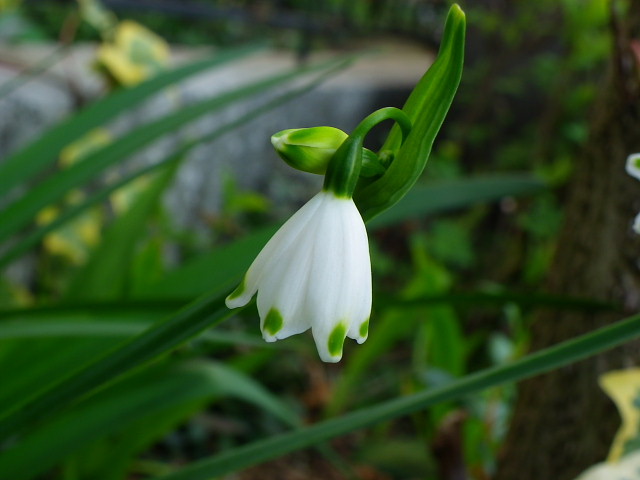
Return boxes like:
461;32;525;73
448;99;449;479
633;213;640;235
626;154;640;234
574;450;640;480
626;153;640;181
226;191;371;362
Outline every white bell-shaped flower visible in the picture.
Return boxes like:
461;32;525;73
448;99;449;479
626;153;640;181
226;108;412;361
225;191;371;362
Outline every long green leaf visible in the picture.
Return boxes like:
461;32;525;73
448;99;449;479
139;226;278;299
66;160;179;300
0;311;266;416
0;337;127;416
0;161;169;270
0;45;261;193
0;61;352;272
152;313;640;480
0;59;336;270
0;62;333;244
0;289;615;326
141;174;544;299
0;293;239;441
324;309;414;417
0;318;265;345
0;300;185;321
369;174;546;229
377;290;618;311
0;360;299;480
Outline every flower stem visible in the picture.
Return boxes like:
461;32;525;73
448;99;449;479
323;107;411;198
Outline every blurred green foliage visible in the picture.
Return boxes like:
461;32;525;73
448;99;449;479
0;1;624;479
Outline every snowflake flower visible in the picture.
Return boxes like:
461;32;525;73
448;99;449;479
226;190;371;362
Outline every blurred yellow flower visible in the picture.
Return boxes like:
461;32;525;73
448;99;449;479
599;369;640;462
36;192;101;264
0;0;21;12
571;369;640;480
60;128;111;168
97;20;170;86
37;130;111;263
110;175;151;215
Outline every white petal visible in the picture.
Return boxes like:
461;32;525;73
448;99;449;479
306;195;353;362
256;214;320;341
225;192;324;308
633;212;640;234
626;153;640;181
342;202;372;343
325;198;371;344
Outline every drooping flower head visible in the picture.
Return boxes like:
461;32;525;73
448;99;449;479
226;108;412;362
226;191;371;362
224;4;466;362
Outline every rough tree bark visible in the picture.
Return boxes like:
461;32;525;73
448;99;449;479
495;3;640;480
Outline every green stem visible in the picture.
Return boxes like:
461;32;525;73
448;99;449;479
323;107;411;198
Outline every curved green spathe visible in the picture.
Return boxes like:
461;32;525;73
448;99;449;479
354;4;466;222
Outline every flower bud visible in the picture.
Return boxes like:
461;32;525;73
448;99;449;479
271;127;347;175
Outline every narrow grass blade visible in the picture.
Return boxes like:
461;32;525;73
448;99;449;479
0;293;241;441
0;337;128;416
0;160;170;270
66;160;179;300
0;61;331;244
368;174;546;229
0;45;262;193
151;313;640;480
0;300;186;320
140;226;278;299
141;175;544;299
0;360;299;480
0;54;352;284
0;319;264;346
0;55;353;250
376;291;619;312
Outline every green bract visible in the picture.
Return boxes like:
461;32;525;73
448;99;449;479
354;4;466;221
271;126;348;175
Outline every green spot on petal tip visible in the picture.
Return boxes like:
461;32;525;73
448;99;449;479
328;322;347;358
227;276;246;300
359;319;369;338
264;308;284;335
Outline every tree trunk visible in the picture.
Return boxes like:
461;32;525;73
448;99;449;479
495;3;640;480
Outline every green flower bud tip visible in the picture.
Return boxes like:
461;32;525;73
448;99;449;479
271;127;348;175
